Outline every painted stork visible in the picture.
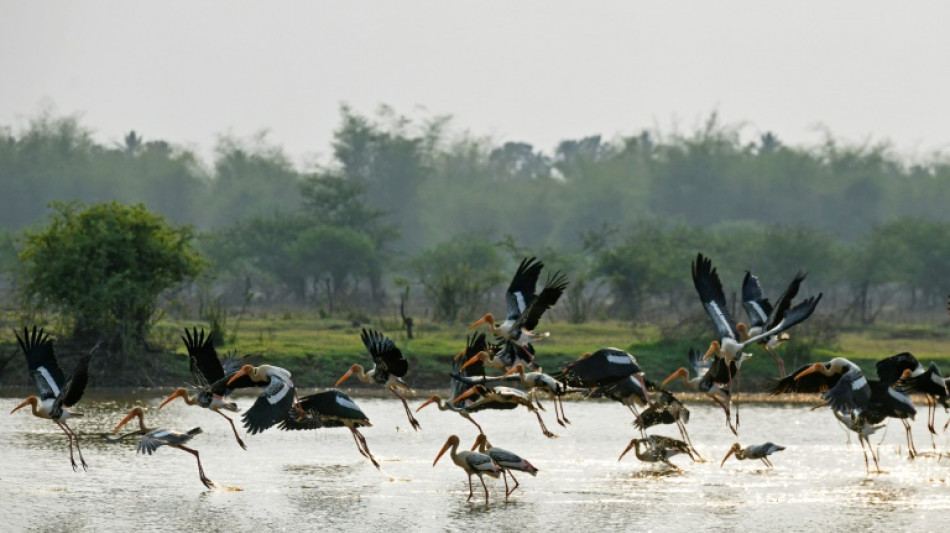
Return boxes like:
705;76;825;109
630;387;700;460
552;347;644;389
496;363;575;426
434;434;501;504
112;406;214;488
469;257;568;350
618;435;691;470
741;269;808;377
720;442;785;468
461;339;538;373
158;327;251;449
10;326;95;471
334;328;421;430
834;409;885;473
693;253;821;426
226;364;299;435
661;348;735;434
877;352;948;436
470;434;537;499
278;390;379;469
452;385;558;438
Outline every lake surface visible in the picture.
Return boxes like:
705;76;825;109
3;389;950;532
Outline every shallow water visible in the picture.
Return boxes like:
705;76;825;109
3;390;950;532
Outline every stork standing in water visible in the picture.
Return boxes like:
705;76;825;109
434;435;501;504
618;435;692;470
226;364;301;435
158;327;252;449
10;326;96;471
112;406;214;488
693;253;822;427
334;328;421;430
470;434;537;500
720;442;786;468
279;390;379;468
469;257;568;353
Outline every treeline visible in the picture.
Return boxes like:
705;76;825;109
2;107;950;328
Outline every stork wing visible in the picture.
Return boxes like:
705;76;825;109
137;428;201;455
209;354;263;394
505;257;544;322
497;340;535;370
466;451;500;473
692;254;739;341
555;347;640;388
764;363;841;395
16;326;66;401
875;352;919;387
766;270;807;329
361;328;408;378
822;369;871;414
687;347;712;379
281;391;369;430
741;271;772;328
515;270;568;332
746;293;822;347
182;327;224;385
241;376;295;435
59;352;93;408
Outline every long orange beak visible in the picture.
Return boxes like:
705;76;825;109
661;368;688;388
794;363;824;381
434;440;453;466
227;365;253;386
113;409;140;434
501;364;525;378
468;315;492;331
470;434;487;452
451;388;479;405
703;342;719;362
618;439;637;461
416;396;439;412
10;398;32;414
159;389;186;409
460;353;485;371
335;367;356;388
720;447;737;467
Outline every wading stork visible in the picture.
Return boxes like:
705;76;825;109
335;328;420;430
720;442;785;468
10;326;96;471
618;435;692;470
112;406;214;488
434;434;501;504
471;434;537;499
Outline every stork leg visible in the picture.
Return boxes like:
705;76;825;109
500;470;510;499
350;427;380;469
478;473;490;504
902;419;918;459
533;409;557;438
676;419;702;461
557;396;571;425
711;395;737;436
55;420;80;471
733;368;743;429
532;391;548;413
763;457;774;468
61;421;87;471
389;385;421;431
349;427;370;459
214;409;247;450
764;345;786;378
177;445;214;488
507;471;520;498
857;434;871;474
466;474;474;502
462;413;484;435
627;404;647;437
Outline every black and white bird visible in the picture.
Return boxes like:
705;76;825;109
469;257;568;349
434;434;502;504
158;327;252;449
618;435;692;470
10;326;96;471
720;442;785;468
226;363;300;435
334;328;420;430
878;352;948;435
452;384;558;438
552;347;645;389
741;269;808;377
470;434;537;500
278;390;379;469
661;348;735;434
112;406;214;488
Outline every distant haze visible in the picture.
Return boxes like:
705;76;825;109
2;1;950;165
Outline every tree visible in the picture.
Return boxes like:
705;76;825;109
19;202;204;352
411;238;505;323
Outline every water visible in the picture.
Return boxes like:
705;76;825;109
3;390;950;532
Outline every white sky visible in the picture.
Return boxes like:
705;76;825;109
2;1;949;166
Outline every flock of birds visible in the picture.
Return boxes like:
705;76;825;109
8;254;950;504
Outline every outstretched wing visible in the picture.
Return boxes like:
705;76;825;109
747;294;822;346
822;370;871;414
16;326;66;401
766;270;807;329
692;254;739;341
361;328;409;378
182;327;224;385
741;271;772;328
516;270;568;332
242;376;295;435
875;352;919;387
60;352;93;408
764;363;840;395
505;257;544;322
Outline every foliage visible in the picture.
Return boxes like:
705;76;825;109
19;202;204;347
411;237;506;323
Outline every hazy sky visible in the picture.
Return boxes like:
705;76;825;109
2;1;949;166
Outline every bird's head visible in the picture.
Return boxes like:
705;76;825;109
736;322;749;341
228;364;259;386
468;314;494;331
501;363;527;379
10;395;38;414
703;341;721;362
434;435;460;466
720;442;742;467
113;406;147;434
661;367;690;388
470;433;490;452
416;395;442;413
335;364;364;388
618;438;640;462
158;387;191;409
